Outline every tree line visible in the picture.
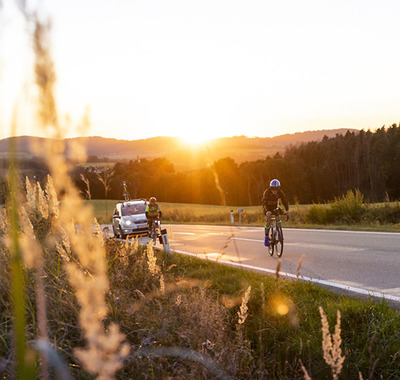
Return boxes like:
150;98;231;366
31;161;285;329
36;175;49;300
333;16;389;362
74;124;400;206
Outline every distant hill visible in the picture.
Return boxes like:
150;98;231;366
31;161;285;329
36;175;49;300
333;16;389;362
0;129;359;171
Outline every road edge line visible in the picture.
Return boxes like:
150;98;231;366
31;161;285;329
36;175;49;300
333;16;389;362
166;248;400;304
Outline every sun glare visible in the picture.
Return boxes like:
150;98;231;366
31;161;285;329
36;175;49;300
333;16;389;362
179;133;212;145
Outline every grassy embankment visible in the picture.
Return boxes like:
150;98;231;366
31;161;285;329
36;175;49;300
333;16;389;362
3;182;400;378
105;242;400;379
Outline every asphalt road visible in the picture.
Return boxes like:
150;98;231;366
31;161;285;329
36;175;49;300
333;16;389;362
165;224;400;303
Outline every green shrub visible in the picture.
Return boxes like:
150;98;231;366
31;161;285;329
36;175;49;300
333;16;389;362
305;203;330;224
329;189;365;223
365;203;400;224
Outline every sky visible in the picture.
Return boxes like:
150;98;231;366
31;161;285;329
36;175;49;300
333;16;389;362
1;0;400;143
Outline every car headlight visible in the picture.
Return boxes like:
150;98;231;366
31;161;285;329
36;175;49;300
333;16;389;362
124;220;132;226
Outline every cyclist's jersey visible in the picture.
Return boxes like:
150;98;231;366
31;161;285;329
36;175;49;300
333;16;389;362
145;203;162;218
262;188;289;214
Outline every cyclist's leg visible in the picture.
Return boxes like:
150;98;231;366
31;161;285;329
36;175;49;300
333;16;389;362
148;218;153;235
265;211;273;231
264;211;272;246
265;211;272;227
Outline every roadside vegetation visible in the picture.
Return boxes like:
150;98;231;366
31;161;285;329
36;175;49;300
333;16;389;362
91;190;400;233
1;178;400;378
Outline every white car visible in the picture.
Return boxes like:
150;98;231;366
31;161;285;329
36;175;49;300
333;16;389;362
112;199;148;238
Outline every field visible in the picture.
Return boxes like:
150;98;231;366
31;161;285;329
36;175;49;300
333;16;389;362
88;196;400;232
87;199;263;223
77;162;116;168
2;177;400;378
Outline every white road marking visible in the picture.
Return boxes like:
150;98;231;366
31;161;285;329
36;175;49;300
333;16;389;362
169;248;400;303
231;237;362;251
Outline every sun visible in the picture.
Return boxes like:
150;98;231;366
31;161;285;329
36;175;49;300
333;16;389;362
179;132;212;145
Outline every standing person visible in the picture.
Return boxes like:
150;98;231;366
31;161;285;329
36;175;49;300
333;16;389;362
146;197;162;235
262;179;289;246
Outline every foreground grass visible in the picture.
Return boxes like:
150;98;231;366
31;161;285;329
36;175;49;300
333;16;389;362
110;243;400;379
2;198;399;378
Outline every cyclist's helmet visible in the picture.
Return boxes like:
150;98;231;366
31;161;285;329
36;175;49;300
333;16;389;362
270;179;281;189
149;196;157;203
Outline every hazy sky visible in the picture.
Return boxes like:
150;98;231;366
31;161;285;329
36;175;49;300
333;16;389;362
1;0;400;142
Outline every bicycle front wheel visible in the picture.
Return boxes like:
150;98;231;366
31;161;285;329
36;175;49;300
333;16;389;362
275;223;284;258
268;226;274;256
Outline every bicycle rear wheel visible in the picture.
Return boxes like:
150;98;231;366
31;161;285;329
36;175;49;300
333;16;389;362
275;223;284;258
268;226;274;256
150;225;157;245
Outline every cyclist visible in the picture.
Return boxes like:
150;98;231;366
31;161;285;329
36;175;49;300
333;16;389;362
146;197;162;236
262;179;289;246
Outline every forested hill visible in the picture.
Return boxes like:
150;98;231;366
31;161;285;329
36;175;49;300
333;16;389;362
0;129;357;171
2;126;400;204
75;125;400;205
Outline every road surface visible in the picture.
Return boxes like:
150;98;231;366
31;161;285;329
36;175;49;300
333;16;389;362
164;224;400;303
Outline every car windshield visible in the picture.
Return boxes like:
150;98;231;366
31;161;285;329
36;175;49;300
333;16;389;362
121;203;146;216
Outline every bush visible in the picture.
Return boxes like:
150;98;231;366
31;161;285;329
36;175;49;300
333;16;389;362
365;203;400;224
329;189;365;223
305;204;330;224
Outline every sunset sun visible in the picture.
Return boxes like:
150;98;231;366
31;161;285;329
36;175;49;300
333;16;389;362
179;132;212;145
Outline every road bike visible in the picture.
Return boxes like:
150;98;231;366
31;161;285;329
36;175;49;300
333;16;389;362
266;207;287;258
149;218;161;245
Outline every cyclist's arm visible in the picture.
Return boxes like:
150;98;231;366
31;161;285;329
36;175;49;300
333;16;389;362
279;190;289;211
261;189;270;215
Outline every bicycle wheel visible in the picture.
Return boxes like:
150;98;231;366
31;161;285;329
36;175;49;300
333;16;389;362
275;223;284;258
268;226;274;256
151;227;157;245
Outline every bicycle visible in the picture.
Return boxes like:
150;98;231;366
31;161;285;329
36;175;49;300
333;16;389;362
266;207;287;258
149;218;161;245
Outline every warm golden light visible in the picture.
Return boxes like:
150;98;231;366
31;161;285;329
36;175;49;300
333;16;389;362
270;294;290;316
179;133;211;145
276;303;289;316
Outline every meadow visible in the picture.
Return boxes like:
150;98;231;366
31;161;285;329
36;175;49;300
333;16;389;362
3;179;397;378
2;178;400;378
90;191;400;233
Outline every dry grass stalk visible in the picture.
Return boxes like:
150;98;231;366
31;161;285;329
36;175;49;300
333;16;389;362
297;254;305;278
260;282;265;313
210;164;227;206
57;191;130;378
237;286;251;325
96;167;114;198
80;174;92;200
145;242;160;276
44;175;59;219
19;184;50;377
300;359;312;380
275;259;282;280
175;294;182;307
30;15;129;376
319;306;345;380
159;274;166;294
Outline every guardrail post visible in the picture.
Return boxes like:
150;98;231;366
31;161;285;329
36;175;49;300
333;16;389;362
237;208;244;223
160;229;171;255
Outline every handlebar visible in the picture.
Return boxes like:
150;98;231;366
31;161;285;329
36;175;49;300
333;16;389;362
272;207;285;215
272;207;289;221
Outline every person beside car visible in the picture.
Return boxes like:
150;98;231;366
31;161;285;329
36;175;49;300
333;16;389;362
145;197;162;235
